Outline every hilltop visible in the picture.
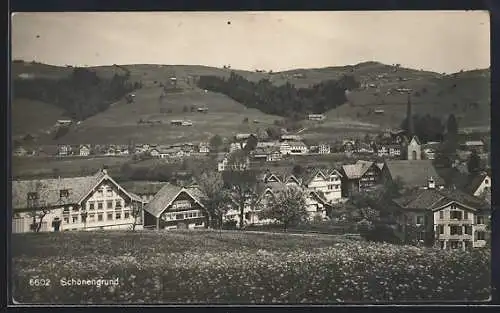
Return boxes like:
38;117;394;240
11;61;490;145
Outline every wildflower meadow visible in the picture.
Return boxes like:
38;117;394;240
12;230;490;304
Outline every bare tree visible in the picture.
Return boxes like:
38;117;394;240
26;181;51;233
195;170;229;231
259;186;308;232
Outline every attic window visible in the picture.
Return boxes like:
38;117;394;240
60;189;69;198
27;192;38;200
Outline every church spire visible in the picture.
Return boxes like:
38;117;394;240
406;93;414;138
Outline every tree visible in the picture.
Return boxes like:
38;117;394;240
26;181;51;233
209;134;223;152
259;186;308;232
244;135;258;151
195;170;229;229
222;169;259;229
467;149;482;174
130;200;143;231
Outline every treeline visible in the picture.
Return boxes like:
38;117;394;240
197;72;359;118
12;67;141;121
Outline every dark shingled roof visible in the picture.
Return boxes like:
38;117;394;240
393;188;490;211
143;183;206;218
384;160;444;188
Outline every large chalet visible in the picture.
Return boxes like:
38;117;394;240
340;160;382;196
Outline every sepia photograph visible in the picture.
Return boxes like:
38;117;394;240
10;11;491;304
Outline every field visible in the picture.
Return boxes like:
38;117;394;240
11;61;490;145
12;156;131;179
12;230;490;304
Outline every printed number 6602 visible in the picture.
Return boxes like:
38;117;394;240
29;279;51;287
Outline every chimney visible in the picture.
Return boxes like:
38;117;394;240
427;176;435;189
406;94;414;137
102;168;107;175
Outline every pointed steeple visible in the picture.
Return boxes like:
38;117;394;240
406;93;414;137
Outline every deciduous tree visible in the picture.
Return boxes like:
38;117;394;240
259;186;308;232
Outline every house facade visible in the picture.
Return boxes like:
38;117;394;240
198;142;210;154
393;180;490;250
301;169;343;203
308;114;326;121
341;160;382;196
318;144;331;154
12;169;145;233
79;145;91;156
58;145;72;156
143;184;207;230
280;141;308;155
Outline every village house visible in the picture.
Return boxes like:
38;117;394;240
58;144;72;157
388;144;402;158
235;133;254;141
198;142;210;154
342;140;356;153
143;184;207;230
230;142;245;153
460;140;485;153
12;169;146;233
307;114;326;121
280;141;308;155
357;143;374;154
281;134;303;141
464;172;491;198
301;168;343;203
392;178;490;250
381;160;445;190
377;145;389;157
318;144;331;154
340;160;382;197
79;145;91;156
216;153;250;172
13;145;29;157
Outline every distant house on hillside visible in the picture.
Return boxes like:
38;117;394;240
307;114;326;121
58;144;72;157
280;141;308;155
464;172;491;198
13;146;28;157
318;144;331;154
79;145;91;156
281;134;303;141
460;141;484;153
171;120;184;126
235;133;254;141
198;142;210;154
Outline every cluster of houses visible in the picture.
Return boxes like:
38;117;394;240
12;143;491;251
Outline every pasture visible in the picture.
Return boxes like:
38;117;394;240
12;230;490;304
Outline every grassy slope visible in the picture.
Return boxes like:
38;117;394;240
12;230;490;303
11;61;490;144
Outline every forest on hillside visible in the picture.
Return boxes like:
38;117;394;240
12;67;141;121
197;71;360;118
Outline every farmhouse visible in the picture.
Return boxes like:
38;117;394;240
13;146;28;157
318;144;331;154
280;141;308;155
143;184;207;230
58;144;72;156
392;179;490;250
79;145;91;156
382;160;444;190
12;169;145;233
307;114;326;121
341;160;382;196
301;168;343;203
198;142;210;154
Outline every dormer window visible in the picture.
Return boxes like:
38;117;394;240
60;189;69;198
27;192;38;200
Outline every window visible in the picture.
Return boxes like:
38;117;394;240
439;211;444;219
463;212;468;220
98;188;104;196
439;241;445;249
450;225;463;235
97;202;103;210
107;201;113;209
245;213;251;220
328;185;334;190
412;150;417;160
476;215;485;224
72;215;78;223
88;214;95;222
106;188;113;197
63;217;69;224
115;200;122;209
72;206;79;212
416;216;425;225
464;225;472;235
450;210;462;220
115;213;121;220
60;189;69;198
417;231;425;241
27;192;38;200
98;214;103;221
89;202;95;210
450;241;462;249
438;225;444;234
176;214;184;220
476;231;486;240
195;221;203;226
485;179;489;185
107;213;113;221
124;212;130;219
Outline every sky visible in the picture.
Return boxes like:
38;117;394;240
11;11;490;74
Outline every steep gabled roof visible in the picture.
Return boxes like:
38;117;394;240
301;168;328;186
384;160;444;188
11;170;136;211
143;184;206;218
465;172;490;195
341;160;376;180
393;188;489;211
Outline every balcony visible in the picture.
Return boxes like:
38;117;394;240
437;219;473;225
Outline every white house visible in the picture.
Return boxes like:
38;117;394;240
79;145;91;156
301;169;343;203
280;141;308;155
393;179;490;250
307;114;326;121
318;144;331;154
198;142;210;154
11;169;146;233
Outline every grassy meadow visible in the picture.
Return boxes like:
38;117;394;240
12;230;491;304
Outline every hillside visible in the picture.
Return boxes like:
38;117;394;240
11;61;490;144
